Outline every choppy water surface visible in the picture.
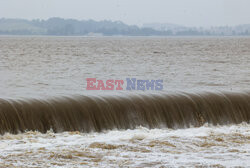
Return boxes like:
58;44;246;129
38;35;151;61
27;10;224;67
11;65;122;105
0;37;250;167
0;124;249;167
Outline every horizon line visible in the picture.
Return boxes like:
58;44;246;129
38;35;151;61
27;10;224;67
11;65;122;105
1;17;250;28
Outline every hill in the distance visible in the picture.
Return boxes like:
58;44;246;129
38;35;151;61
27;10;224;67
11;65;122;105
0;18;170;36
143;23;250;36
0;18;250;36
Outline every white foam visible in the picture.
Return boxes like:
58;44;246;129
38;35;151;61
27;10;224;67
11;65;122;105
0;123;249;167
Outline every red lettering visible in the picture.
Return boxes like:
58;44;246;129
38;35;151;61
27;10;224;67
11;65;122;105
86;78;97;90
115;80;124;90
106;80;114;90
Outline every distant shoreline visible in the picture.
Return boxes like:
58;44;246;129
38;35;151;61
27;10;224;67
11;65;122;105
1;17;250;36
1;35;250;38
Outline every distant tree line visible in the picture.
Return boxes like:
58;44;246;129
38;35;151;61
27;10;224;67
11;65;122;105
0;18;250;36
0;18;173;36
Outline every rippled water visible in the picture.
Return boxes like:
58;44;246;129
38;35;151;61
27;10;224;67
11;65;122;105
1;37;250;98
0;36;250;167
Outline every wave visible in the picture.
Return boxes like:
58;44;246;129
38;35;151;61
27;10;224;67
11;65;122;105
0;92;249;134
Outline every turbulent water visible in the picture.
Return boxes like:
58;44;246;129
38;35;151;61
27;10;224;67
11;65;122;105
0;37;250;167
0;124;249;167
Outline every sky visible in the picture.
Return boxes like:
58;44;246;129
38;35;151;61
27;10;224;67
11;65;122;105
0;0;250;27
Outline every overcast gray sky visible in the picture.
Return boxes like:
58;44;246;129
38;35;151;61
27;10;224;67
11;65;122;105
0;0;249;27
